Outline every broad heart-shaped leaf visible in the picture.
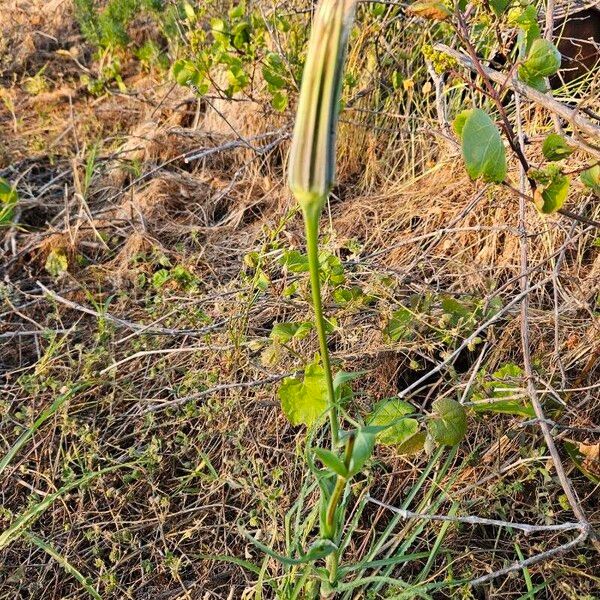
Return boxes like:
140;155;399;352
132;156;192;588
542;134;574;162
270;321;313;344
581;165;600;195
396;430;427;454
262;53;286;90
460;109;507;183
519;39;561;89
347;428;376;477
384;307;415;342
368;399;419;446
313;448;348;477
427;398;467;446
535;173;570;213
271;91;288;112
278;362;328;427
172;59;201;87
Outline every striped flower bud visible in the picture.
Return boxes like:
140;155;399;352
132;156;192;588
288;0;357;213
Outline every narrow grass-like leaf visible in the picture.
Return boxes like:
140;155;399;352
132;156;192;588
0;384;89;478
25;533;102;600
0;464;131;551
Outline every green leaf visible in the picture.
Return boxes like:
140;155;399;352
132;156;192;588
333;370;363;389
278;361;328;427
427;398;467;446
460;109;507;183
262;53;286;89
152;268;170;288
229;4;245;20
536;173;569;214
580;165;600;195
241;529;337;565
279;249;309;272
183;2;196;22
489;0;509;17
271;91;288;112
509;5;541;55
368;399;420;446
347;428;376;477
396;430;427;454
542;134;574;162
172;59;208;95
452;110;470;138
333;286;368;305
385;307;415;341
519;39;561;90
45;248;69;278
471;363;535;417
471;399;535;417
270;321;313;344
0;178;18;225
302;539;338;562
313;448;348;477
172;59;198;86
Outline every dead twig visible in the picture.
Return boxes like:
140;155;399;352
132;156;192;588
434;43;600;145
514;92;595;543
36;281;227;337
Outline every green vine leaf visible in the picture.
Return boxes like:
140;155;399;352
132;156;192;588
278;361;328;427
542;133;574;162
172;59;208;95
581;165;600;195
367;399;420;447
452;110;470;138
535;173;570;213
427;398;467;446
270;321;313;344
455;109;507;183
489;0;509;17
509;5;541;55
518;39;561;90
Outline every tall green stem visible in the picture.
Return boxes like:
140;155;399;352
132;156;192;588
303;202;339;450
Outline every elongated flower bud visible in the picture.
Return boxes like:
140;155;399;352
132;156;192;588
288;0;357;212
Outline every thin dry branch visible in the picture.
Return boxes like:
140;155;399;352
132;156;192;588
36;281;227;337
366;496;583;534
434;43;600;145
514;92;595;540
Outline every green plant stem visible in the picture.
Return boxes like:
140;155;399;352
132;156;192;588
324;432;355;587
325;476;347;537
303;202;338;449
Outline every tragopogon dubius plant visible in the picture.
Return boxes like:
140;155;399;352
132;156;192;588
245;0;468;596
